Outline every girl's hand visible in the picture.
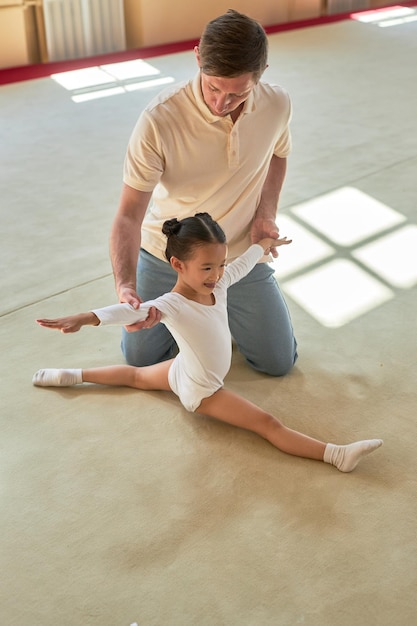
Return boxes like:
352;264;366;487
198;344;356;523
257;236;292;256
36;312;98;333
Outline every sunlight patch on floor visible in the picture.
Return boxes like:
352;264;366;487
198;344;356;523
291;187;406;246
275;187;413;328
351;5;417;27
283;259;394;328
272;215;334;278
353;224;417;289
51;66;115;89
100;59;160;80
51;59;175;102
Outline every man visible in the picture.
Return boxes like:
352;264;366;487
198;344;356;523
110;9;297;375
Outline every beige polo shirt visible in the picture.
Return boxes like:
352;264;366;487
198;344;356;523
123;72;292;261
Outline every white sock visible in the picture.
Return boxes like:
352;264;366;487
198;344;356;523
324;439;383;472
32;368;82;387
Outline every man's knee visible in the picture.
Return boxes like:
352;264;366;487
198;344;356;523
248;345;298;377
121;328;177;367
121;333;143;367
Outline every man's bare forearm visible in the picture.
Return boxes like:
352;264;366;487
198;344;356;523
109;184;152;298
110;213;141;295
256;155;287;220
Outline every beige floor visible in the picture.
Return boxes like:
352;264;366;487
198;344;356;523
1;13;416;626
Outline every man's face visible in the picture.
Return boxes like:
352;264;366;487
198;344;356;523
198;72;256;117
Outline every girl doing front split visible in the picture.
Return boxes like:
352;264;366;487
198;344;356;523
33;213;383;472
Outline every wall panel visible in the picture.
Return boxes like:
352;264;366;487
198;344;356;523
123;0;292;49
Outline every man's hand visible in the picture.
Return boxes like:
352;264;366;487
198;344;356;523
251;217;281;258
119;287;161;332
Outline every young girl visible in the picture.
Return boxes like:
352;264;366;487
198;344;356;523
33;213;383;472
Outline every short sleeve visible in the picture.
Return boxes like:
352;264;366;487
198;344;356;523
123;111;164;192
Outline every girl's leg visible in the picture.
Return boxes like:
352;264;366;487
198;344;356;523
198;388;383;472
199;388;325;460
33;359;173;391
83;360;173;390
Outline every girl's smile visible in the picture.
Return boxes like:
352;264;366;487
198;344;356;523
171;242;228;303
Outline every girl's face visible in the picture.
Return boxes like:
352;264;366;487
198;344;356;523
173;242;228;300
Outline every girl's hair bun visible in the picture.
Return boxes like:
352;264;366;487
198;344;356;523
163;213;226;262
162;218;181;236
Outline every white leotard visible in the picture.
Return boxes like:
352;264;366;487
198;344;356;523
93;244;264;411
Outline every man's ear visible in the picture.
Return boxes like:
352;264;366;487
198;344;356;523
194;46;201;67
170;256;184;273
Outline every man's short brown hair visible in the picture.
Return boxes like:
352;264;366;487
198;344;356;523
198;9;268;81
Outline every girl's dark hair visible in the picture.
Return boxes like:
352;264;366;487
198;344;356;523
162;213;226;262
198;9;268;81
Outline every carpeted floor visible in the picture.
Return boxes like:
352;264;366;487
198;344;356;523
1;11;416;626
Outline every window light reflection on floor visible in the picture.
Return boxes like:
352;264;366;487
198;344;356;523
351;5;417;27
282;259;394;328
352;224;417;289
378;14;417;27
71;77;175;102
351;6;415;22
72;87;125;103
291;187;406;247
50;60;175;103
51;67;115;90
276;187;413;328
100;60;160;80
272;215;334;279
125;77;175;92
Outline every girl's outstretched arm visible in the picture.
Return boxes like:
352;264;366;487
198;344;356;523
36;312;99;333
36;303;158;333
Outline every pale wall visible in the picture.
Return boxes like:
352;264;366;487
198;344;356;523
123;0;324;49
